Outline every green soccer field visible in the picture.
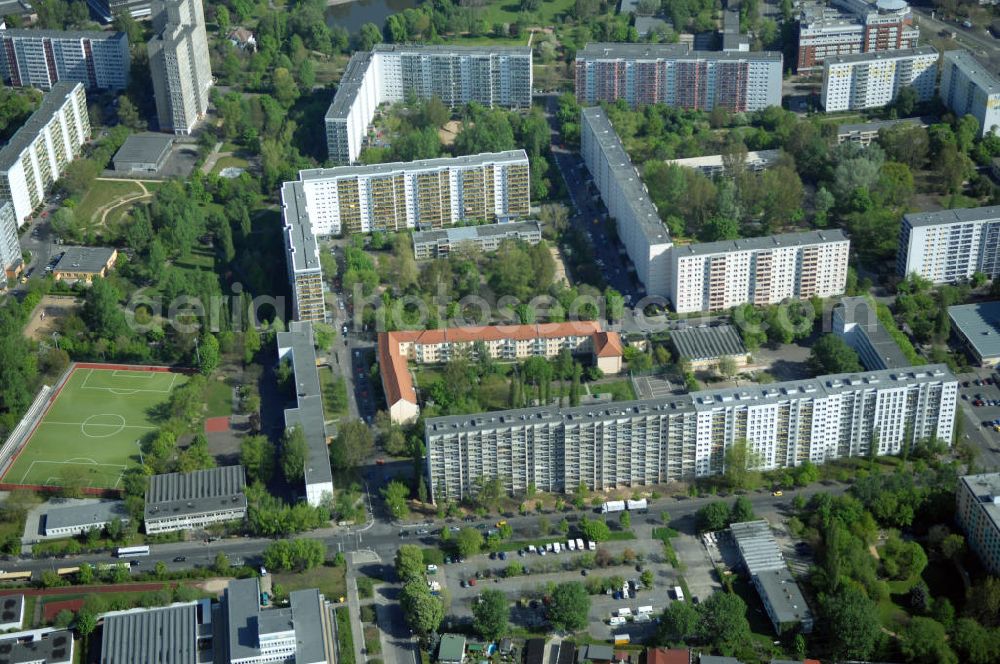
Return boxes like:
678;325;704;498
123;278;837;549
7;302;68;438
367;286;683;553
3;366;189;490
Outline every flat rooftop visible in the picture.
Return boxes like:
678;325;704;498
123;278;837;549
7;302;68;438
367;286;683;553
665;149;780;170
949;301;1000;361
577;42;782;61
0;28;126;41
837;115;933;135
755;567;814;627
144;465;247;522
961;473;1000;542
52;245;116;274
372;43;530;56
44;500;128;531
299;150;528;181
944;50;1000;97
824;45;937;66
836;296;910;369
100;603;199;664
281;181;321;274
0;629;73;664
0;81;81;172
672;229;847;258
276;322;334;489
113;132;173;165
412;220;541;245
582;107;670;248
426;364;955;434
671;325;747;362
903;204;1000;228
325;50;373;120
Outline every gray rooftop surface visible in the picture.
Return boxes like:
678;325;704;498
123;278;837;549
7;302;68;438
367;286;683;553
960;473;1000;546
224;578;260;662
289;590;327;663
282;181;321;275
824;45;937;66
635;17;670;36
699;658;745;664
412;220;541;245
44;500;128;532
0;81;81;173
0;629;73;664
0;595;23;627
372;43;530;56
837;115;933;135
299;150;528;181
439;634;467;662
99;603;198;664
113;132;173;165
949;301;1000;361
582;107;670;248
144;465;246;522
672;229;847;258
755;567;814;628
618;0;639;13
722;9;749;50
577;42;782;61
944;50;1000;97
730;520;784;574
325;50;373;120
52;245;115;274
836;297;909;369
277;321;334;488
671;325;747;362
0;28;126;41
426;364;955;434
903;204;1000;228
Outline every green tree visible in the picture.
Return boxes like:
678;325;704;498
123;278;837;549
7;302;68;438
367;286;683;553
395;544;425;583
359;22;383;50
271;68;300;109
729;496;755;524
331;419;374;471
821;586;882;660
280;426;308;483
197;333;220;375
658;600;699;644
900;617;957;664
382;481;410;519
213;551;231;575
473;589;509;640
454;527;484;557
400;580;443;635
548;582;590;632
75;608;97;636
82;277;127;340
240;435;275;483
808;334;863;375
696;501;731;532
723;439;762;490
698;592;752;656
580;518;611;542
941;533;966;561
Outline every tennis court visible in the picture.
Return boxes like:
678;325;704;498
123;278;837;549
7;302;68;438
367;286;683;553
2;365;188;490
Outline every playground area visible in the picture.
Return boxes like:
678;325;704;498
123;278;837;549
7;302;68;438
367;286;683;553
1;364;189;491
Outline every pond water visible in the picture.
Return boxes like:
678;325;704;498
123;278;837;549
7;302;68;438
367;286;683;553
325;0;420;34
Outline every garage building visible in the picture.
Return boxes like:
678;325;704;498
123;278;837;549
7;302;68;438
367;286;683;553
112;132;173;174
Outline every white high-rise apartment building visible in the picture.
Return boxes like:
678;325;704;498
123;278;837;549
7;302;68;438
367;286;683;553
575;43;783;112
580;107;672;297
940;50;1000;137
957;473;1000;576
147;0;212;135
426;365;957;501
0;82;90;225
0;201;19;289
670;230;851;313
821;46;938;111
288;151;530;236
326;44;533;164
897;205;1000;283
0;29;130;91
281;180;325;324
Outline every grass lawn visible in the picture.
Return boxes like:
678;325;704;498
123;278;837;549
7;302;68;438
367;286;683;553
436;33;531;46
73;180;143;225
3;366;188;489
334;606;355;664
591;379;636;401
470;0;575;26
319;366;348;420
211;155;250;176
204;379;233;418
274;563;346;600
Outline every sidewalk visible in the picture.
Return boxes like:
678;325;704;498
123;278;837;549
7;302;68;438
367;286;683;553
347;552;371;664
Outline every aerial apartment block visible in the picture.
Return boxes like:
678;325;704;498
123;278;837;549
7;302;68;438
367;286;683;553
276;322;335;506
897;205;1000;283
291;151;530;236
0;81;89;226
956;473;1000;575
821;46;938;112
669;230;850;314
425;365;957;501
0;28;130;91
380;322;624;424
797;0;919;71
580;107;672;298
281;180;326;323
940;50;1000;137
0;201;21;289
325;44;532;164
575;43;782;112
147;0;213;135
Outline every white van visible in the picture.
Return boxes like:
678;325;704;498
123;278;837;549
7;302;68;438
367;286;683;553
576;538;584;550
553;542;562;553
673;586;685;601
617;608;632;618
637;605;653;615
634;613;651;623
609;616;626;626
588;541;596;551
567;539;576;551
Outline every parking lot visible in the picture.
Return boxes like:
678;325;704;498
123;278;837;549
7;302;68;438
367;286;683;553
956;369;1000;470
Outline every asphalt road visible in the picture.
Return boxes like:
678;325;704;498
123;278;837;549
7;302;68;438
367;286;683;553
955;368;1000;471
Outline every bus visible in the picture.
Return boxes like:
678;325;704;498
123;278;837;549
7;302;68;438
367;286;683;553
0;571;32;582
115;545;150;558
56;567;80;576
